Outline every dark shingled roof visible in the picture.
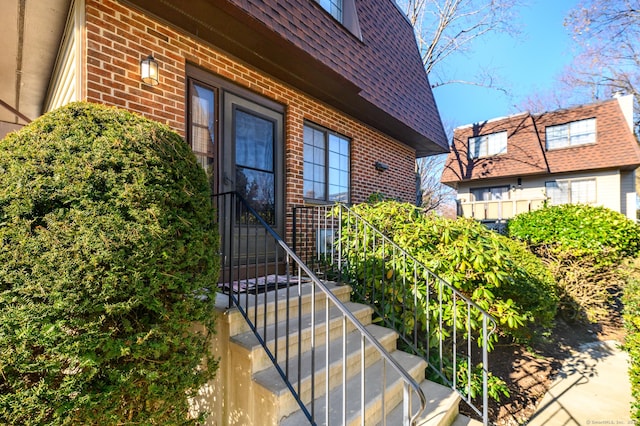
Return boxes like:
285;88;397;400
127;0;448;156
441;97;640;185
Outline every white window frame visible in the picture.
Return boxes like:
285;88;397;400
471;186;510;202
545;118;596;150
468;131;507;159
545;178;596;205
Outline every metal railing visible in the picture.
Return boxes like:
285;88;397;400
213;192;426;425
293;203;498;425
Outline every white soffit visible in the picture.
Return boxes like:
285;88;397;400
0;0;71;124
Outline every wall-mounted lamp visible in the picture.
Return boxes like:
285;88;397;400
374;161;389;172
140;55;159;86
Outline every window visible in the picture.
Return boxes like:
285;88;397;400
304;123;350;202
471;186;510;202
546;118;596;150
316;0;343;22
545;179;596;205
189;81;216;186
468;131;507;159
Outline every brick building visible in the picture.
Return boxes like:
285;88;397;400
1;0;448;241
441;95;640;221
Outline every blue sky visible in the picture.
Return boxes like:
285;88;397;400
432;0;581;133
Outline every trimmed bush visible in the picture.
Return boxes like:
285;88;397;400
509;204;640;322
0;103;219;424
508;204;640;264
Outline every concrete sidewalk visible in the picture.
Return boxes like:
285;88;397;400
527;340;632;426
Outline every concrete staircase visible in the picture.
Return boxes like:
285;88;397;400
202;281;481;426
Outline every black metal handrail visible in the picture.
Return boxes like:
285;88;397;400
293;203;498;425
213;192;427;425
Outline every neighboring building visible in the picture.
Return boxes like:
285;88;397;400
441;95;640;222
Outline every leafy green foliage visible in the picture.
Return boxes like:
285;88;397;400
0;103;220;425
347;201;557;338
337;201;558;403
509;204;640;322
508;204;640;264
623;267;640;423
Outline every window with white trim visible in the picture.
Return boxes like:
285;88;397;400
468;131;507;159
303;122;350;202
546;118;596;150
545;179;596;205
471;186;510;202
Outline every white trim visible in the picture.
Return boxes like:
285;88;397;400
44;0;85;112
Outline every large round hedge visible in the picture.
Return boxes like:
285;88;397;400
0;102;219;424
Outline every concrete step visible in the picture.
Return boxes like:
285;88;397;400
280;350;428;426
450;414;482;426
231;301;374;373
216;281;352;336
385;379;461;426
254;324;399;418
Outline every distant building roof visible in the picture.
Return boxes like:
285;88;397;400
441;96;640;185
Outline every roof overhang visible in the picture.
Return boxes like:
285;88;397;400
123;0;446;156
0;0;71;125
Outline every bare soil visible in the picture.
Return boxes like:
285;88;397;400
465;300;626;425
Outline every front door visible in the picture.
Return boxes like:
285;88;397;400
188;74;284;273
222;93;284;268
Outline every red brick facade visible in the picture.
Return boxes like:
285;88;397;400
84;0;416;219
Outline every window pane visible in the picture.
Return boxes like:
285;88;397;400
317;0;343;21
314;182;325;199
546;181;569;205
236;167;275;224
303;123;349;201
235;109;274;172
304;179;315;198
571;179;595;204
190;84;215;156
469;132;507;158
488;132;507;155
314;147;325;165
192;84;215;127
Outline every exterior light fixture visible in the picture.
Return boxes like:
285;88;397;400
374;161;389;172
140;55;159;86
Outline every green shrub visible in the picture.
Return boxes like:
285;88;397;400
509;204;640;322
508;204;640;264
623;271;640;423
0;102;220;425
346;201;558;339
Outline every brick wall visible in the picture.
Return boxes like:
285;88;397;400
84;0;417;213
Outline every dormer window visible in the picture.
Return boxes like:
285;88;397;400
468;131;507;159
314;0;362;39
317;0;343;22
546;118;596;150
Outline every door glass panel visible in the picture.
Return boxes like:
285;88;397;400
189;83;216;190
234;108;276;224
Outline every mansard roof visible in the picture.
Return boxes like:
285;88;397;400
125;0;448;156
441;97;640;185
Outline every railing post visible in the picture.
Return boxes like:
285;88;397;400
483;315;489;426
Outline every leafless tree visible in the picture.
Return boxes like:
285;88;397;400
563;0;640;132
397;0;522;214
397;0;522;89
417;154;457;215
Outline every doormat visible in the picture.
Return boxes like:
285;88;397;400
218;274;310;294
